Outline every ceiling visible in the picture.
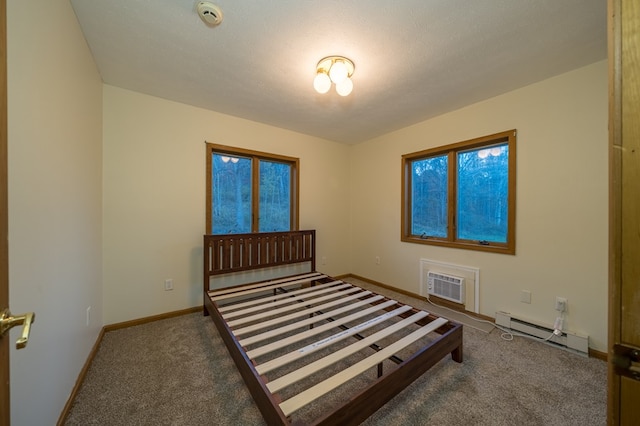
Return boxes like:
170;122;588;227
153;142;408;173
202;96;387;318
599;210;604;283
69;0;607;145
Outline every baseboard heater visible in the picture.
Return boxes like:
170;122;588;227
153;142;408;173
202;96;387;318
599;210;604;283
495;311;589;356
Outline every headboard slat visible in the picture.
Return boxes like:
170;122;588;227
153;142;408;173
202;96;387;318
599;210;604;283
203;230;316;293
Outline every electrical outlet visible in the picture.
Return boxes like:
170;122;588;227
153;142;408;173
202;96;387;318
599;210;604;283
555;297;567;312
165;279;174;291
86;306;91;326
321;256;327;265
520;290;531;304
375;256;380;265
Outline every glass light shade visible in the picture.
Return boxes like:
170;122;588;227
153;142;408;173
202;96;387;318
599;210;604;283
329;60;348;84
335;77;353;96
313;72;331;94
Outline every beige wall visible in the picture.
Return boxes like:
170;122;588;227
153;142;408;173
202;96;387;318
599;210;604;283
7;0;103;424
102;85;351;324
349;60;608;351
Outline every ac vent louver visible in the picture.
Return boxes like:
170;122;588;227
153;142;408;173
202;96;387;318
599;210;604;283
426;271;465;304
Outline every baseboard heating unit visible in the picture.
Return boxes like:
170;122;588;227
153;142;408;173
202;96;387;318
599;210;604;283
495;311;589;356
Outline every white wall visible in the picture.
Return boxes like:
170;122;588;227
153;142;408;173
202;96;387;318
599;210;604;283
349;61;609;351
7;0;103;424
102;85;351;324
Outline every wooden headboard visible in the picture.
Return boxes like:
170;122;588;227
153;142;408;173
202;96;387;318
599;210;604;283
203;230;316;293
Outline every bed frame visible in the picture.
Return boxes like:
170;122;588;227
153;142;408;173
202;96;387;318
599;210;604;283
203;230;463;425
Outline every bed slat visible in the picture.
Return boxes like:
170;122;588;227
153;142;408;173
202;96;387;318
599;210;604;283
209;272;325;299
227;286;361;328
222;283;353;320
278;316;449;416
232;290;372;337
211;276;330;302
238;295;386;347
218;280;338;314
256;305;414;375
245;299;397;358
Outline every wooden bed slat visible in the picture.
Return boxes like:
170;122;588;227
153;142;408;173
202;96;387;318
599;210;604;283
245;299;397;359
226;285;359;328
265;311;431;393
278;316;449;416
232;290;373;337
218;280;340;314
256;305;414;375
208;272;325;298
222;283;353;320
210;275;329;302
239;295;387;347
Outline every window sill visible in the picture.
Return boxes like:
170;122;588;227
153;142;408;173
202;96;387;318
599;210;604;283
401;236;515;255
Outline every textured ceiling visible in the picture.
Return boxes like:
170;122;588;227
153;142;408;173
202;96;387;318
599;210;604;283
70;0;607;144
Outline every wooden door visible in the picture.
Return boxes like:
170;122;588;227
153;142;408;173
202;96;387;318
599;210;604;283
0;0;9;424
608;0;640;424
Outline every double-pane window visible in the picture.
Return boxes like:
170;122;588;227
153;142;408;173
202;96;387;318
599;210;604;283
207;144;298;234
402;130;516;254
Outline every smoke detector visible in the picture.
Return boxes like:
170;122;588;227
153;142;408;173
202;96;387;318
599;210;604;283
197;2;223;26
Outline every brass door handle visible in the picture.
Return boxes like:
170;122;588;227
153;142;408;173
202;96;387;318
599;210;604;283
0;309;36;349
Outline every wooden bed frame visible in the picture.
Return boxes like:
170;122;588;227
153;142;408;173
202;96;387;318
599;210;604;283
203;230;463;425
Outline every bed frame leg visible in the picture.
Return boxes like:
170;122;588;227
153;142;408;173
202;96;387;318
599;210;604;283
451;342;463;363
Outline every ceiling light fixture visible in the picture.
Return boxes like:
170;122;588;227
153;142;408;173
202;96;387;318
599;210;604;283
313;56;355;96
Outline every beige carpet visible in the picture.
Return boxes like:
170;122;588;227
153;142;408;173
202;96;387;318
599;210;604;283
65;282;607;425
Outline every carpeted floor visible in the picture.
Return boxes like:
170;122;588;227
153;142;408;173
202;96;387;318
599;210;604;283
65;280;607;426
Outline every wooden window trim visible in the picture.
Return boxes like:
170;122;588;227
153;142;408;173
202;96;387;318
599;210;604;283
401;130;517;255
206;142;300;233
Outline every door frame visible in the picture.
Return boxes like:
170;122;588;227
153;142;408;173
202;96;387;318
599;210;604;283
1;0;10;424
608;0;640;424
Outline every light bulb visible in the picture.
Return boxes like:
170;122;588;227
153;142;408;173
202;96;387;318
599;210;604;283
329;60;348;84
335;77;353;96
313;72;331;94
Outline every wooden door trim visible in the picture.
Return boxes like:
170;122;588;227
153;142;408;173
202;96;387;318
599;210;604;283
0;0;9;424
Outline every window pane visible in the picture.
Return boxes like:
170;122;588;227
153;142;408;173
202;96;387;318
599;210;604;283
212;154;252;234
411;155;448;238
457;144;508;242
259;160;291;232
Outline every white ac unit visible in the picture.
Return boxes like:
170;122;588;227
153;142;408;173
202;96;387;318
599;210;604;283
426;271;465;304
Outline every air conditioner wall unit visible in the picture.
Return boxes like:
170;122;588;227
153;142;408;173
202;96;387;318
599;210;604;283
426;271;465;304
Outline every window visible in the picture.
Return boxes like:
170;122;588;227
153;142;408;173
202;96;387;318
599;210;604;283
206;143;299;234
401;130;516;254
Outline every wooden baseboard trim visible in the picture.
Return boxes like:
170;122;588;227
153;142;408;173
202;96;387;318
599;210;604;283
56;327;105;426
56;306;203;424
589;348;607;361
104;306;202;332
